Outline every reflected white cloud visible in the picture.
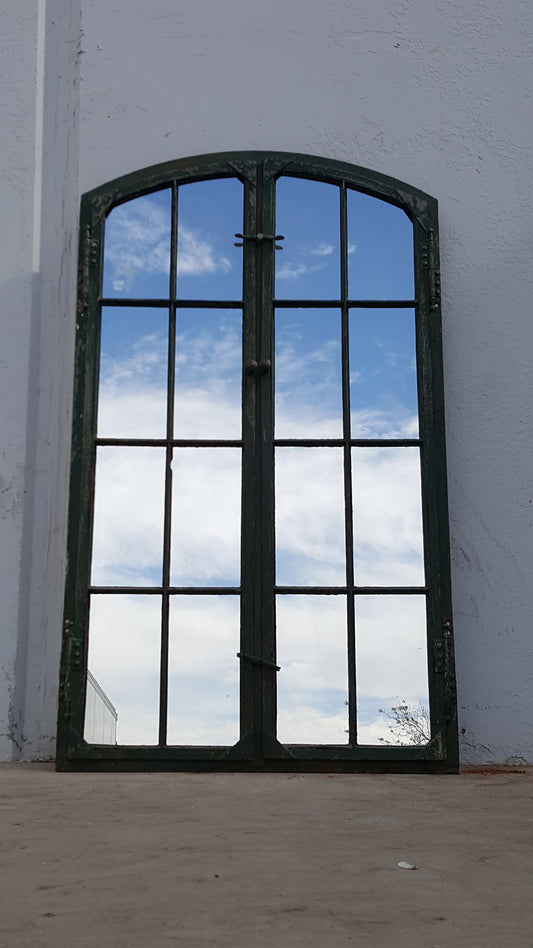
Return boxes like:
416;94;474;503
91;447;165;587
276;448;346;586
277;595;347;744
104;192;232;296
88;317;428;747
310;243;335;257
168;596;239;745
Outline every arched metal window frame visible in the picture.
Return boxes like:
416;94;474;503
57;151;458;772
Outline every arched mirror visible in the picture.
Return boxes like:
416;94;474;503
57;152;458;771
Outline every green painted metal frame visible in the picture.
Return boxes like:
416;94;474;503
56;151;458;772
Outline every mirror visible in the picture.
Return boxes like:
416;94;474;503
275;447;346;587
276;595;348;744
85;595;161;745
347;189;414;300
275;177;340;299
355;595;429;745
91;446;165;587
170;447;241;587
174;308;242;439
275;308;342;439
98;307;168;439
103;189;172;298
84;171;429;752
350;308;418;438
177;177;243;300
167;596;240;745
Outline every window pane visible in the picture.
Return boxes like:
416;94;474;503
167;596;240;745
275;309;342;438
350;308;418;438
85;594;161;745
276;595;348;744
276;447;345;586
170;448;241;586
174;308;242;439
97;307;168;439
177;178;243;300
91;447;165;587
103;189;171;298
355;595;429;745
276;177;340;299
352;447;425;586
347;190;414;300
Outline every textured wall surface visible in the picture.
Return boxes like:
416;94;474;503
1;0;531;761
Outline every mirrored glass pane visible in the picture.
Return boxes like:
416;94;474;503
355;595;429;745
353;447;424;586
347;190;414;300
350;309;418;438
174;309;242;439
103;189;171;298
167;596;240;745
97;307;168;438
277;595;348;744
276;448;345;586
85;594;161;745
276;177;340;299
170;448;241;586
91;447;165;587
177;178;243;300
275;309;342;438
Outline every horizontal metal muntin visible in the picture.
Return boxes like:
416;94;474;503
95;438;244;448
89;586;242;595
88;585;427;596
98;298;416;309
275;438;421;447
99;297;244;308
94;438;419;448
274;299;416;308
275;586;428;595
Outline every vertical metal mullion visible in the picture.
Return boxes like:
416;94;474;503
159;182;178;746
240;169;258;747
259;164;277;744
340;182;357;745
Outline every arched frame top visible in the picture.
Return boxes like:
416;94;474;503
83;150;437;230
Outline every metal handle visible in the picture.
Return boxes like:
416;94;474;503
234;233;284;249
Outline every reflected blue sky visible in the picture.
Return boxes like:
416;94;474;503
88;175;428;748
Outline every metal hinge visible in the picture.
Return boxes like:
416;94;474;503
420;228;441;312
80;222;99;312
434;619;457;722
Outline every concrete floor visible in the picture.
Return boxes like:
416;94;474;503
1;764;532;947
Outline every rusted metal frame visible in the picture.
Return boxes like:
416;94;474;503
57;196;105;764
59;753;455;773
158;181;179;746
59;153;457;771
239;163;258;757
415;213;457;766
258;162;278;752
339;181;357;747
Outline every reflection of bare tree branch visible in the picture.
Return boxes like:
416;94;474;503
378;701;430;745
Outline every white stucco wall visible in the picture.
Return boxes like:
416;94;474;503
1;0;531;762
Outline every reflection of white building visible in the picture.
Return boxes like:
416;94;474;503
0;1;532;765
84;672;118;746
